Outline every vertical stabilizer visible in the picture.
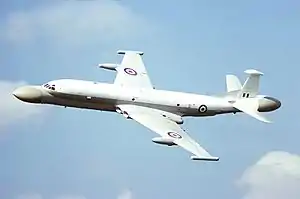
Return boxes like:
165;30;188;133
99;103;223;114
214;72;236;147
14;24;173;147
218;69;264;100
241;69;263;97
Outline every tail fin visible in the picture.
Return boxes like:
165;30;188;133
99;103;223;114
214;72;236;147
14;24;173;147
223;69;271;123
240;69;263;98
220;69;264;100
226;75;242;92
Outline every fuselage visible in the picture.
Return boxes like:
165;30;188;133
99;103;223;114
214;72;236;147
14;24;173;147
12;79;281;119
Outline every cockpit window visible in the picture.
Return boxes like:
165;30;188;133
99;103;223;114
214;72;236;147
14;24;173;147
44;83;55;90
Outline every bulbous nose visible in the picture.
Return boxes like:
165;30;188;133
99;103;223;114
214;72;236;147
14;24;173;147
12;86;42;103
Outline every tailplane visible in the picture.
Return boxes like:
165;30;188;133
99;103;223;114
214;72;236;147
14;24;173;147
225;69;263;99
223;69;271;123
232;98;271;123
226;75;242;92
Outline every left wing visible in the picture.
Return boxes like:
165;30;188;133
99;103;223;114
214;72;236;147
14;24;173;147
117;104;219;161
114;50;153;89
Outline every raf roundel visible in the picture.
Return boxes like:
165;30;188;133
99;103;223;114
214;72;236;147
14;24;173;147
167;132;182;139
124;67;137;76
198;104;208;113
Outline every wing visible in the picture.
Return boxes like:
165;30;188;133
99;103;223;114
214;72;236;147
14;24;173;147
114;50;153;89
117;104;219;161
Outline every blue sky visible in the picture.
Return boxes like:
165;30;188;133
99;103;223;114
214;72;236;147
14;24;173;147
0;0;300;199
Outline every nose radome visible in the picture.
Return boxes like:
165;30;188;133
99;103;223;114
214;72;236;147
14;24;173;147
13;86;42;103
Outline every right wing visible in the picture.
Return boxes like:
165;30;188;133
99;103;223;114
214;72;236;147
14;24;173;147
117;104;219;161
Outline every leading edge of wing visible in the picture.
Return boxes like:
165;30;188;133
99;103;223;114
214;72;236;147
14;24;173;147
117;104;219;162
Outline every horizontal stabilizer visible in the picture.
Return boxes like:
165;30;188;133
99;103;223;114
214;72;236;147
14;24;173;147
233;99;272;123
191;156;220;161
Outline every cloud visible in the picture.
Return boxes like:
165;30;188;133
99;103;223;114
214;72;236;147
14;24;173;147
117;189;133;199
0;80;46;127
237;151;300;199
1;0;154;46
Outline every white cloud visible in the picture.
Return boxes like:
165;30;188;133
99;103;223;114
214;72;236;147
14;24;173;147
237;151;300;199
0;80;46;127
1;0;154;46
117;189;133;199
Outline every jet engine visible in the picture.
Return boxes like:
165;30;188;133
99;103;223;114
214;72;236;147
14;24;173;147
152;137;177;146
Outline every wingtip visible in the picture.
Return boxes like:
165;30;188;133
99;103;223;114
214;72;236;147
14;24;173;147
190;156;220;161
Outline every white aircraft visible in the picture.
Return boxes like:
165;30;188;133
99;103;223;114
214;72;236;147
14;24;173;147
13;50;281;161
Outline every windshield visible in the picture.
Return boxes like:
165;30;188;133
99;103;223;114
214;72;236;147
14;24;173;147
43;83;55;90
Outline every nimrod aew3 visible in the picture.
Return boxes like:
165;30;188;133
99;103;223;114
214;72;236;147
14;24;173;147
13;50;281;161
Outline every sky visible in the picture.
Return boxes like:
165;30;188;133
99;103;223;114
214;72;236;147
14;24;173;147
0;0;300;199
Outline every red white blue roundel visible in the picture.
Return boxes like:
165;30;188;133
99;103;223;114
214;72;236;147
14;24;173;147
167;132;182;139
124;67;137;76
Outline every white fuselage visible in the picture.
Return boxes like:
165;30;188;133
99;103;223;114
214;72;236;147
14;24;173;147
41;79;234;117
12;79;280;120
